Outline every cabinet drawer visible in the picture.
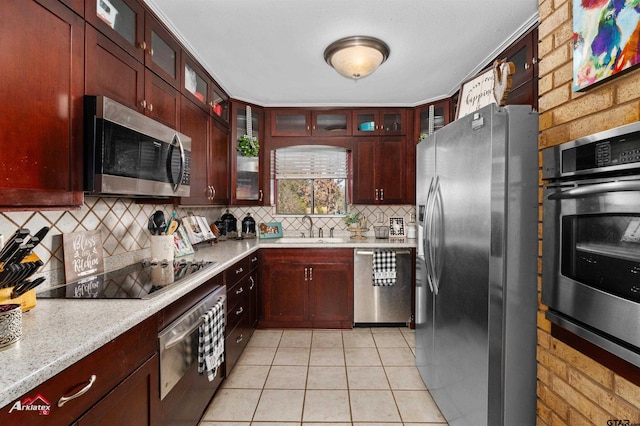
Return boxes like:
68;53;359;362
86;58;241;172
226;292;249;332
0;315;157;425
225;315;251;374
225;253;258;283
227;272;254;311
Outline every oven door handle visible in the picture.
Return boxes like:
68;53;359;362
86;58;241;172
164;317;204;350
548;180;640;200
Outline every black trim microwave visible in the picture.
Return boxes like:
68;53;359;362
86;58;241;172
84;95;191;197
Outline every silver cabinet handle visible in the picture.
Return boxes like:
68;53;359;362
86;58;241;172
375;189;379;200
380;188;384;201
235;267;243;275
251;256;258;263
236;306;244;315
309;267;313;281
304;267;308;281
235;286;244;295
58;375;96;407
236;334;244;344
258;189;264;202
249;276;255;290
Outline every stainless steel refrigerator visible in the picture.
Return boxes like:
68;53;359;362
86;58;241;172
415;103;538;426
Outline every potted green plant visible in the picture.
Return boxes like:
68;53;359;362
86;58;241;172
237;134;259;157
343;211;361;227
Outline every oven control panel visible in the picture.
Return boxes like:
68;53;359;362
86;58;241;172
557;129;640;176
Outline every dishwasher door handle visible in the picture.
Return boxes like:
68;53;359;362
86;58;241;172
355;250;412;256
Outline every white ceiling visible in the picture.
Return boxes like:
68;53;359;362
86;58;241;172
144;0;539;107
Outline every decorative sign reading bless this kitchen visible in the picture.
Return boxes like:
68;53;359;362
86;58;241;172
63;230;105;282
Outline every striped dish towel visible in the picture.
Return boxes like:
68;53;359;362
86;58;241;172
198;298;225;381
372;250;396;286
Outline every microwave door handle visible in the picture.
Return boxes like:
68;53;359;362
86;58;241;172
169;134;186;193
548;180;640;200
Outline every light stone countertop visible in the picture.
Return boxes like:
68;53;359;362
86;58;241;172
0;237;415;409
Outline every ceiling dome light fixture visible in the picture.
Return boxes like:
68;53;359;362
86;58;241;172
324;36;390;80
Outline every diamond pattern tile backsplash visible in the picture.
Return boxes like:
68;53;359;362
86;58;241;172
0;198;414;291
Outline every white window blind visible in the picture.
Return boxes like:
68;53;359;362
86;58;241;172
274;145;348;179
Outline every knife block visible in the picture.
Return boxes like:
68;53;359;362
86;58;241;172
0;288;36;312
0;252;42;312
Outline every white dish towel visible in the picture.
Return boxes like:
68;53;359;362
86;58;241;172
372;250;396;286
198;298;225;381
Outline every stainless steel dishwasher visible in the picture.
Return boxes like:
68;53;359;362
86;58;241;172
354;248;412;325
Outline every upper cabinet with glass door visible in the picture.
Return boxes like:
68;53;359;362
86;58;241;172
270;109;351;137
415;99;451;142
86;0;181;89
232;102;264;205
86;0;145;62
352;109;407;136
144;14;181;89
181;52;229;122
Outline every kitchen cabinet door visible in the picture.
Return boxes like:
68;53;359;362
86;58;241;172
144;69;180;129
210;119;230;205
144;13;181;90
353;109;407;136
75;354;160;426
0;316;157;425
181;51;229;121
259;248;353;328
231;101;264;205
261;263;308;323
270;109;311;136
308;262;353;325
0;0;84;209
85;0;145;63
415;99;452;140
85;25;145;111
352;137;406;204
180;97;210;205
179;97;228;206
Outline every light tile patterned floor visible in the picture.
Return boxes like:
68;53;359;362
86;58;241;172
199;328;448;426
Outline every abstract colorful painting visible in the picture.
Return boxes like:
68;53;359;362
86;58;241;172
573;0;640;91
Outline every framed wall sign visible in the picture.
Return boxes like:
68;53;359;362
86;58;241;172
456;67;496;120
573;1;640;91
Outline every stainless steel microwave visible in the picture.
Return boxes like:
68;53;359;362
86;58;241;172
84;95;191;197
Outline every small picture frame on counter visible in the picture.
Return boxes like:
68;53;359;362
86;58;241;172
173;227;195;257
389;217;405;237
259;222;283;239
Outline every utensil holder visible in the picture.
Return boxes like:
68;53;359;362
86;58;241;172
150;235;175;263
0;304;22;349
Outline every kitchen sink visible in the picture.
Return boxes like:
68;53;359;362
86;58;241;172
274;237;348;244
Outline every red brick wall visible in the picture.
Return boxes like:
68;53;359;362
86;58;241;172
537;0;640;424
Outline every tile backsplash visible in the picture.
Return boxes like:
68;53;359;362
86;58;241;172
0;198;414;291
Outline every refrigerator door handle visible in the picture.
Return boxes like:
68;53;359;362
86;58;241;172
432;177;445;289
426;176;439;295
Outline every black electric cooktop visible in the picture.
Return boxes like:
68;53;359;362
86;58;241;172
38;259;216;300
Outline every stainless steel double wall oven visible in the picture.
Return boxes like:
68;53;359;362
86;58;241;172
542;121;640;367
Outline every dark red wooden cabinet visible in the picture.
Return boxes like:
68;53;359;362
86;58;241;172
259;248;353;328
179;97;230;206
0;0;85;209
352;136;407;204
0;316;159;425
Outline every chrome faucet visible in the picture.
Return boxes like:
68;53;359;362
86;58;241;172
301;215;313;238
